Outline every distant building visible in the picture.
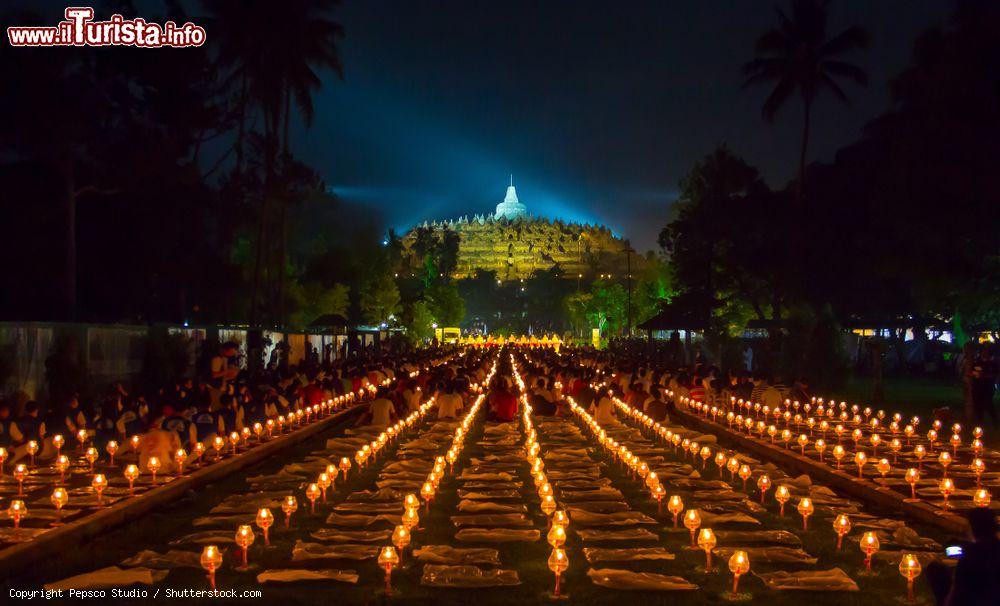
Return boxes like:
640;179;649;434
401;178;638;281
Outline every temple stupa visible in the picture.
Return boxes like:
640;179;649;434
494;175;528;220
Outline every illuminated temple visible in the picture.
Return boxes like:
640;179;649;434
401;178;636;281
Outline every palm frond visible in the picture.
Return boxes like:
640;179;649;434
820;73;850;105
761;76;796;121
821;60;868;86
820;25;869;56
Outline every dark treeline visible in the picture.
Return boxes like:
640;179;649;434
659;1;1000;382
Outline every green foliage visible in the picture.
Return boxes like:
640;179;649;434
287;281;349;329
426;282;466;327
402;300;436;344
360;272;401;326
564;280;628;336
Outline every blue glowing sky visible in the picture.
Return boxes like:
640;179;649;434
293;1;951;251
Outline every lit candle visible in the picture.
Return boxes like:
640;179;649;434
402;506;419;530
392;525;410;562
833;514;851;550
124;464;139;496
234;524;255;570
833;444;846;469
738;465;752;491
147;456;161;484
797;498;814;530
775;485;790;516
683;509;701;547
84;447;98;472
8;499;26;529
175;449;187;476
938;477;954;509
55;454;70;484
547;523;567;548
697;528;717;571
667;495;684;527
728;550;750;596
377;546;399;596
50;487;68;526
898;553;922;604
860;531;880;575
547;547;569;597
281;495;298;528
13;463;28;496
905;468;920;500
200;545;222;590
92;473;107;505
255;508;274;546
306;483;321;514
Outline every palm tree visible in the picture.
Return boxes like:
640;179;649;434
204;1;343;327
742;0;868;201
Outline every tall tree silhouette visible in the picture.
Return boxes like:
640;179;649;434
742;0;868;201
204;0;343;327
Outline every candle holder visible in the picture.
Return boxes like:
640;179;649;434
775;486;790;516
859;531;880;576
26;440;38;467
938;478;954;509
8;500;26;530
13;463;27;496
547;547;569;599
106;440;118;466
147;456;161;485
697;528;717;572
392;525;410;565
756;475;771;504
255;508;274;546
54;454;70;485
200;545;223;590
898;553;922;604
92;474;107;506
124;464;139;496
0;446;7;476
282;496;298;528
234;525;255;571
833;514;851;549
306;483;320;514
50;487;68;526
377;546;399;596
667;495;683;527
683;509;701;548
175;449;187;476
725;550;751;601
905;468;920;500
318;472;331;502
797;498;814;531
85;447;98;473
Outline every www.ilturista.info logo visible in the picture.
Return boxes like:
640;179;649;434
7;7;206;48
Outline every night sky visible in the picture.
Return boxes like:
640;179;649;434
295;0;952;250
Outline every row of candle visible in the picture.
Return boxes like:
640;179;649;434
597;381;928;601
510;357;570;598
377;360;496;596
192;363;477;591
0;374;423;538
682;398;992;511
